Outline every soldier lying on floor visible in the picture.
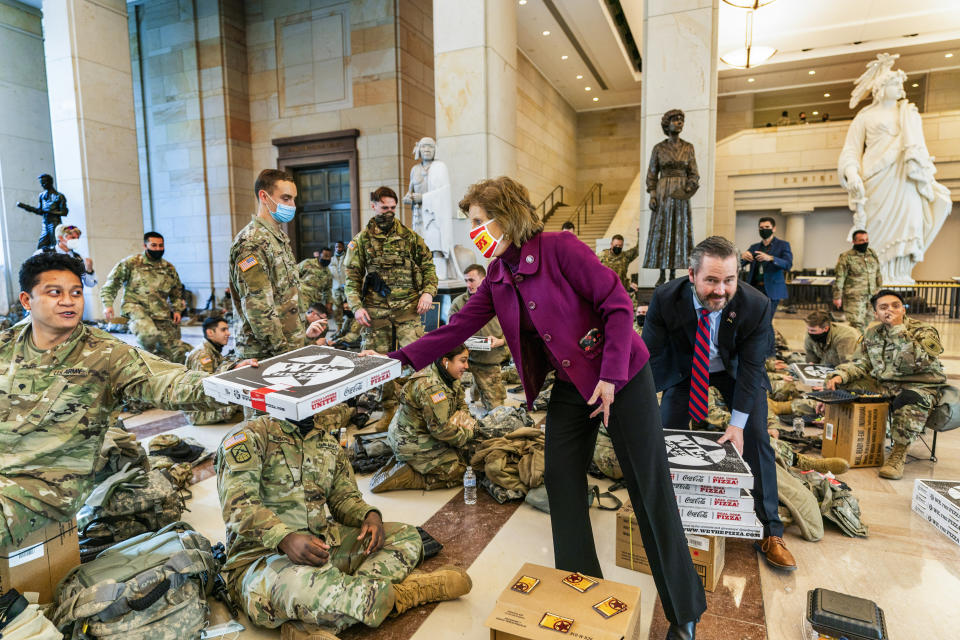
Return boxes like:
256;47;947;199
0;253;239;547
216;404;472;639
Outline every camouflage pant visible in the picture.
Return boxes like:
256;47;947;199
400;446;466;488
768;375;818;415
362;315;423;409
468;362;506;411
128;314;191;363
840;377;942;446
236;523;422;633
843;294;872;334
332;287;346;323
185;404;242;425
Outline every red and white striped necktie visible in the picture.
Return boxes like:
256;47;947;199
689;308;711;423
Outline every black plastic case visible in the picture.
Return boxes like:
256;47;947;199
806;588;888;640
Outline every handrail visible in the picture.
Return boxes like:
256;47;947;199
536;185;565;223
568;183;602;235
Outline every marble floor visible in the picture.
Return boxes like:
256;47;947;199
118;313;960;639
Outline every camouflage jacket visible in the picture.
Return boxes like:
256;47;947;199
450;291;506;365
833;248;883;299
215;415;378;573
0;322;217;532
387;365;475;460
803;322;860;367
835;317;946;385
598;245;640;291
297;258;334;307
229;216;305;359
344;219;438;315
185;340;234;374
100;252;185;320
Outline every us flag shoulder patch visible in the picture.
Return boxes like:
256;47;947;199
223;432;247;450
238;255;259;272
430;391;447;404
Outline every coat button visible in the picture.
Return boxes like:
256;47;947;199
561;359;571;368
525;255;535;264
528;301;536;310
543;333;552;342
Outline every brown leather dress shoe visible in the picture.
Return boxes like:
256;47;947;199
755;535;797;571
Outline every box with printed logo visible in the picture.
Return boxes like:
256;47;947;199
202;345;401;420
664;429;755;490
821;402;886;468
912;479;960;545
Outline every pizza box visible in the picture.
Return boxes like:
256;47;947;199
202;345;401;420
790;363;835;387
678;506;762;528
466;336;492;351
486;562;641;640
672;482;741;499
680;522;763;540
676;490;754;513
664;430;755;490
912;499;960;546
914;479;960;522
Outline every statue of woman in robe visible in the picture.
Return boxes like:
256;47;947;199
642;109;699;286
403;137;457;280
838;53;952;285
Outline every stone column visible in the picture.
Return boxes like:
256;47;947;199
783;209;811;270
639;0;719;285
433;0;517;227
43;0;144;318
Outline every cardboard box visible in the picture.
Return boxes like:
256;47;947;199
664;430;755;490
0;519;80;603
615;503;726;591
486;562;641;640
912;480;960;545
821;402;887;467
202;345;401;420
676;489;754;512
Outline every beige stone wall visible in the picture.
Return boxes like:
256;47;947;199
576;106;643;207
514;53;577;207
926;69;960;113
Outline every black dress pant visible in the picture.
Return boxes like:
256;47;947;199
659;370;783;538
544;365;707;625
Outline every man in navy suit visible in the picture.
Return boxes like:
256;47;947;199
642;236;797;572
742;217;792;312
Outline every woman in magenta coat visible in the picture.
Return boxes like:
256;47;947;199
372;177;705;638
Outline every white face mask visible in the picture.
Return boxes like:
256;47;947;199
65;237;81;251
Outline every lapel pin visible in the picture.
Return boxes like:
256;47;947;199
728;312;736;322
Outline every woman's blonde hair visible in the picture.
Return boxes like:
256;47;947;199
458;176;543;247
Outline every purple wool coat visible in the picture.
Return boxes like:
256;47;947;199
390;231;649;409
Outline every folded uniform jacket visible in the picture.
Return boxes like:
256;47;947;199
471;427;545;494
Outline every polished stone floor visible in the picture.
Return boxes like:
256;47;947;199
118;313;960;639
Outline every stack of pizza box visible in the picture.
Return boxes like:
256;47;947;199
911;479;960;546
663;429;762;539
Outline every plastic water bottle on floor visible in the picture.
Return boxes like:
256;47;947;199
463;466;477;505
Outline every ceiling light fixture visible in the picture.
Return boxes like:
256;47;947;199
747;77;756;82
946;53;954;58
722;0;777;7
808;70;816;75
912;83;919;87
812;111;819;115
823;92;830;97
518;0;527;4
542;30;550;36
576;74;583;79
561;55;568;60
720;10;776;69
593;97;599;102
584;86;592;91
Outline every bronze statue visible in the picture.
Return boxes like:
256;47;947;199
17;173;69;251
642;109;699;286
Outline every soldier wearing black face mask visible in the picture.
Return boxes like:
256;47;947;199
832;229;883;334
803;310;859;367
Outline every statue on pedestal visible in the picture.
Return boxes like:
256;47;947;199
403;137;457;280
642;109;699;286
838;53;952;285
17;173;69;251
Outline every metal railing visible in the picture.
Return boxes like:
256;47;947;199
568;183;603;235
786;279;960;318
536;185;565;223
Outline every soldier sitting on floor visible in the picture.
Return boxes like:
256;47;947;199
216;405;472;640
826;289;946;480
372;344;478;493
803;310;859;367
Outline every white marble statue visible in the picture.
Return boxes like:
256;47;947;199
403;137;457;280
838;53;952;285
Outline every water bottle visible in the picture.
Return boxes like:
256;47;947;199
463;466;477;505
338;427;348;448
792;416;804;437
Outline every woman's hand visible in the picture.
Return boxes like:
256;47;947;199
358;349;382;358
588;380;616;426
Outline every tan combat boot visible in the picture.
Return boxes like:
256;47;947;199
879;443;909;480
391;565;473;615
370;458;427;493
796;454;850;475
280;621;340;640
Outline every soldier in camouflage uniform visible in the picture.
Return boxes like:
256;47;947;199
298;248;334;313
345;187;438;414
827;290;946;480
331;240;348;325
833;230;883;333
0;253;228;547
449;264;507;412
100;232;191;362
598;234;640;293
184;317;245;425
803;310;859;367
380;346;477;492
216;410;471;637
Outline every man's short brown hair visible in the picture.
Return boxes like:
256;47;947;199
464;264;486;277
805;310;832;328
458;176;543;247
370;186;398;203
255;169;294;197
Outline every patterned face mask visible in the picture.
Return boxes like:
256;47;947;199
469;219;503;259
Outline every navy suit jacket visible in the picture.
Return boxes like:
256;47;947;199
641;278;773;416
745;236;792;300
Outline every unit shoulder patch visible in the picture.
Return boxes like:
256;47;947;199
230;442;252;464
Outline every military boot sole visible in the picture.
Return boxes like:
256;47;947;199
878;465;904;480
